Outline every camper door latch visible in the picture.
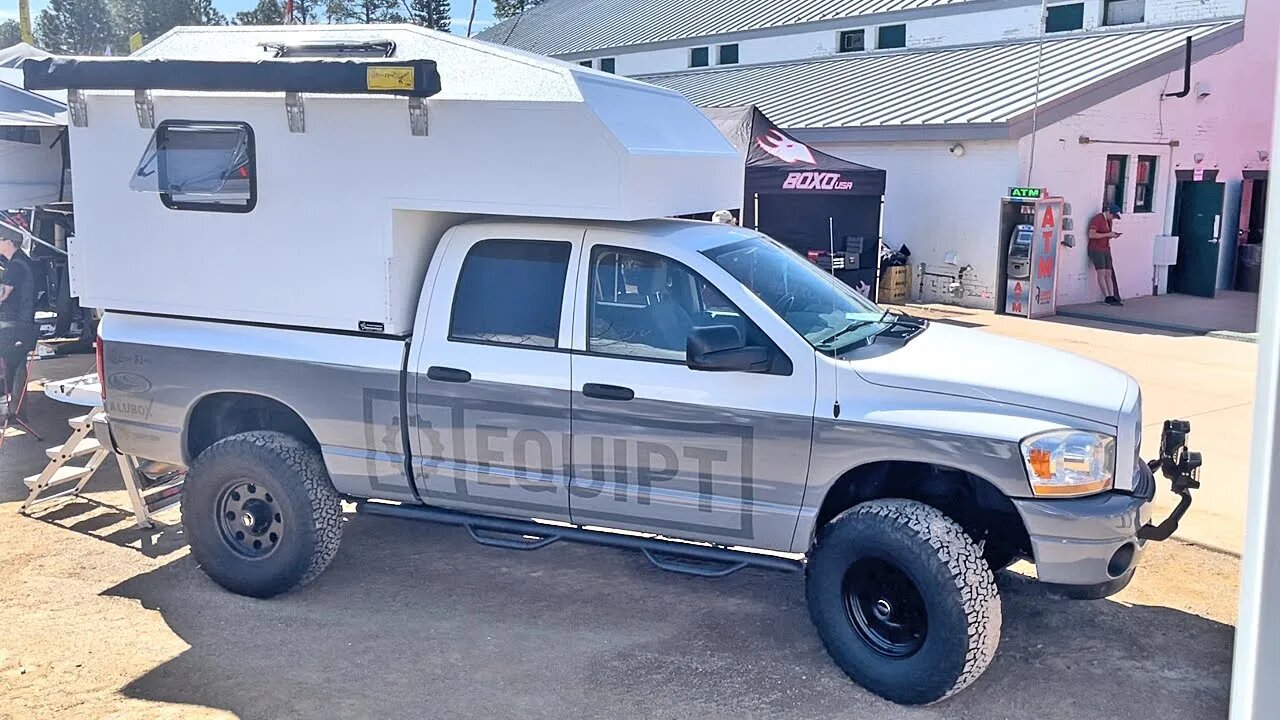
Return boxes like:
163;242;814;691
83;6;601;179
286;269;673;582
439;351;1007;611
286;92;306;134
408;97;428;137
134;90;155;129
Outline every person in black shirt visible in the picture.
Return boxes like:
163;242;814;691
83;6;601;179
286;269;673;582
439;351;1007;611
0;226;37;406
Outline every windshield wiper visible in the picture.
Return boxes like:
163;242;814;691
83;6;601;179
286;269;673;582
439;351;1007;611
815;319;879;348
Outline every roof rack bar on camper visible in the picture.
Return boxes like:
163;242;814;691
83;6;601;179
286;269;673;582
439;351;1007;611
22;57;441;135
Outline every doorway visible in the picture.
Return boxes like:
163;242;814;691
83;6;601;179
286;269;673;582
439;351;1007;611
1168;176;1225;298
1234;171;1268;292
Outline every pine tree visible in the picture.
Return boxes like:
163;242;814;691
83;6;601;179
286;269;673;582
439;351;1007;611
406;0;450;32
108;0;226;53
234;0;285;25
36;0;114;54
327;0;404;23
1;19;23;47
288;0;323;23
492;0;541;20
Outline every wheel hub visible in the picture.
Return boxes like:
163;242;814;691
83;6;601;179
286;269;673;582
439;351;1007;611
842;557;928;658
216;481;283;559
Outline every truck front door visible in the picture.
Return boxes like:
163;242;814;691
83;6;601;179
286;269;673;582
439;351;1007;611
408;228;583;522
567;235;817;551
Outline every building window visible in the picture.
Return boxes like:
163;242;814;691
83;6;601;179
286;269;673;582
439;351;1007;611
1104;0;1144;25
599;57;616;73
450;239;572;349
578;60;593;68
1103;154;1129;211
838;29;866;53
689;46;709;67
717;44;739;65
877;24;906;50
1135;155;1157;213
1045;3;1084;32
129;120;256;214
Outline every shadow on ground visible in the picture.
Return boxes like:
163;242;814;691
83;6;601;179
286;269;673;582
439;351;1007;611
105;513;1233;720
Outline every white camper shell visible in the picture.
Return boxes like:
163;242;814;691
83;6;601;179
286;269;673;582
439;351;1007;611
44;25;739;334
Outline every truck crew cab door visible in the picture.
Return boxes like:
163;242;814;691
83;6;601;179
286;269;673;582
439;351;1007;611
408;225;584;523
567;231;818;551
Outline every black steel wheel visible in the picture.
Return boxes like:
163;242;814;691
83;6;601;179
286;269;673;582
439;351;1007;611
183;431;343;598
843;557;928;658
216;480;284;559
806;499;1001;705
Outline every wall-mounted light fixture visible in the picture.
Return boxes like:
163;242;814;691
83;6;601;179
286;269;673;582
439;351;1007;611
949;143;966;157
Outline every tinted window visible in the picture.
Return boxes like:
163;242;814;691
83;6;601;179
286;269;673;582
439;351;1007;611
129;121;256;213
1135;155;1157;213
578;60;593;68
718;44;739;65
600;57;616;73
1045;3;1084;32
877;24;906;49
690;47;709;67
1104;0;1144;25
588;246;776;364
839;29;865;53
450;239;571;348
1104;154;1128;211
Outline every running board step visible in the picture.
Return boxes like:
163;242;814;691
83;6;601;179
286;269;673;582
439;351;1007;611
357;501;802;576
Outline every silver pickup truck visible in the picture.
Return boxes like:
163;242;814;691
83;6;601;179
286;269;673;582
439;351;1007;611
99;217;1200;705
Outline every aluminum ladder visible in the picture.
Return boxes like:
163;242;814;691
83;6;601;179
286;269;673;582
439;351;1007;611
19;409;183;528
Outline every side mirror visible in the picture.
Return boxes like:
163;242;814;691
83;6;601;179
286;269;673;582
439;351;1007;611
686;325;772;373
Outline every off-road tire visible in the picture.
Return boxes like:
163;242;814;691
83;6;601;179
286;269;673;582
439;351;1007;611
806;499;1001;705
182;431;343;598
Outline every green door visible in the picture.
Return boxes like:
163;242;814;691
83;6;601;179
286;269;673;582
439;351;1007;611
1168;181;1224;298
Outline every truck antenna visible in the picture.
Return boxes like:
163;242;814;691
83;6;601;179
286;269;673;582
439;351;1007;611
829;216;841;419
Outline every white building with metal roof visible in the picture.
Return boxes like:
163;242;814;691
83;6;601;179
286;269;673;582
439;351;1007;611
480;0;1274;312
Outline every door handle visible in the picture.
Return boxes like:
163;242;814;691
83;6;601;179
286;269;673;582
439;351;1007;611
427;366;472;383
582;383;635;401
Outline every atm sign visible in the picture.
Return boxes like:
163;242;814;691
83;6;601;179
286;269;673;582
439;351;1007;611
1009;187;1044;199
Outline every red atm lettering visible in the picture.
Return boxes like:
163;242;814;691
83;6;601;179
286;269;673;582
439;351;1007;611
1042;230;1054;253
1037;256;1054;279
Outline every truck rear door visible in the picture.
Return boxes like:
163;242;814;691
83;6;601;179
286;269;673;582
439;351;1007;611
407;226;584;522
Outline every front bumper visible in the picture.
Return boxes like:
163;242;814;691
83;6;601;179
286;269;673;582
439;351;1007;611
1013;420;1201;596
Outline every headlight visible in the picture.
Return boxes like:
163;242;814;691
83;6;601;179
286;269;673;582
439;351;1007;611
1020;430;1116;497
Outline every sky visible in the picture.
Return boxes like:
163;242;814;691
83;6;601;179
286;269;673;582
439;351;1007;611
5;0;500;35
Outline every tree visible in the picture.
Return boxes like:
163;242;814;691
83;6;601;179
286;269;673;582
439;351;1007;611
405;0;450;32
1;19;23;47
36;0;114;54
108;0;226;53
234;0;284;25
492;0;541;20
325;0;403;23
288;0;323;23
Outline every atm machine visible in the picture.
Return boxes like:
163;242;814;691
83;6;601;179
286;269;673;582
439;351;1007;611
997;188;1064;318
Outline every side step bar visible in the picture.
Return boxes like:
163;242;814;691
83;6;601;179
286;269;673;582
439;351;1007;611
356;500;803;577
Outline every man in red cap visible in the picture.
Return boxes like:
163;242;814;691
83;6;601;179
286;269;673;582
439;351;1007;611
1087;203;1124;306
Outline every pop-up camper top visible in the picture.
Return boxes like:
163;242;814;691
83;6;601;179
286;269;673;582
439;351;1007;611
27;25;740;334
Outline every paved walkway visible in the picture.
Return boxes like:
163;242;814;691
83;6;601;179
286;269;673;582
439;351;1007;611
908;303;1256;555
1058;290;1258;342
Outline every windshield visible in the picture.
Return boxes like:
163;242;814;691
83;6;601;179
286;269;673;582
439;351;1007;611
704;236;889;352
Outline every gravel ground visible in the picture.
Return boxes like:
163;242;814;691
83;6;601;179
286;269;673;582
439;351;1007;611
0;356;1239;720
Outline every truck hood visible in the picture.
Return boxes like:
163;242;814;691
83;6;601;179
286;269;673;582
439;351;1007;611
850;323;1131;426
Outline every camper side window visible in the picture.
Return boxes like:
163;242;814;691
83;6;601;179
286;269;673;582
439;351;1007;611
129;121;256;213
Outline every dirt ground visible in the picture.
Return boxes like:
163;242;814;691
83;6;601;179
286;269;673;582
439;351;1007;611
0;356;1240;720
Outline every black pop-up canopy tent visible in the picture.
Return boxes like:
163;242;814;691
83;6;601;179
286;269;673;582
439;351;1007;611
701;105;887;297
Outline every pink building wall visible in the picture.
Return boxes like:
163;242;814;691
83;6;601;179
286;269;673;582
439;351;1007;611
1020;0;1276;306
